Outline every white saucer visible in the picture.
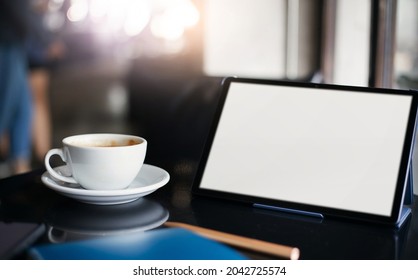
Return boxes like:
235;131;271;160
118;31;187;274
41;164;170;205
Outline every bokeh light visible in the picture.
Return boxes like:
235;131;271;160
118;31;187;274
66;0;199;38
67;0;89;22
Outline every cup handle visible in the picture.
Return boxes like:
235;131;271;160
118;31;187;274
47;226;67;244
45;148;77;184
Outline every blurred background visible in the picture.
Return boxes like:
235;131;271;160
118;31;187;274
1;0;417;194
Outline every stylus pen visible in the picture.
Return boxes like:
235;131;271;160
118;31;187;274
164;221;300;260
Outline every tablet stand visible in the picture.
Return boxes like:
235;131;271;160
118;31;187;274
396;207;412;228
254;203;411;228
397;165;414;228
404;165;414;205
254;165;414;228
253;204;323;220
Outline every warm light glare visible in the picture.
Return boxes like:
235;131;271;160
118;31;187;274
150;0;199;40
124;2;151;36
89;0;109;20
172;2;200;27
150;13;184;40
66;0;200;39
88;0;151;36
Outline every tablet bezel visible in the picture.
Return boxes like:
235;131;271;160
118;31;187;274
192;77;418;225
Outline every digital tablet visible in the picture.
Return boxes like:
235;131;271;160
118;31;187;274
192;77;418;226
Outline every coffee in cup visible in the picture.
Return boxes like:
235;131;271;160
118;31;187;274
44;133;147;190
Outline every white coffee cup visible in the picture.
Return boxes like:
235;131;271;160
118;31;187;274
44;133;147;190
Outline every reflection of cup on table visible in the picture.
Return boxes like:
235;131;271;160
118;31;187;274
44;133;147;190
45;198;169;243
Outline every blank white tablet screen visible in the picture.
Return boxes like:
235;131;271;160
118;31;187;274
200;82;413;217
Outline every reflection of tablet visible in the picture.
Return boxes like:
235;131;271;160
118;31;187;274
192;77;418;226
0;222;45;259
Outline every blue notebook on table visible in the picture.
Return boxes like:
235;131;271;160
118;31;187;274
29;228;246;260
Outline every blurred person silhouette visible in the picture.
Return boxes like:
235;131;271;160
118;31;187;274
26;0;65;163
0;0;33;175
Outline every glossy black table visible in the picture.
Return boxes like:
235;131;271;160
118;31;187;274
1;159;417;260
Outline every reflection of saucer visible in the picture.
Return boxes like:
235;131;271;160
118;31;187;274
41;164;170;205
45;198;169;242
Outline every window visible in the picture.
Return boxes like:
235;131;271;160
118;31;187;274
395;0;418;90
203;0;321;80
